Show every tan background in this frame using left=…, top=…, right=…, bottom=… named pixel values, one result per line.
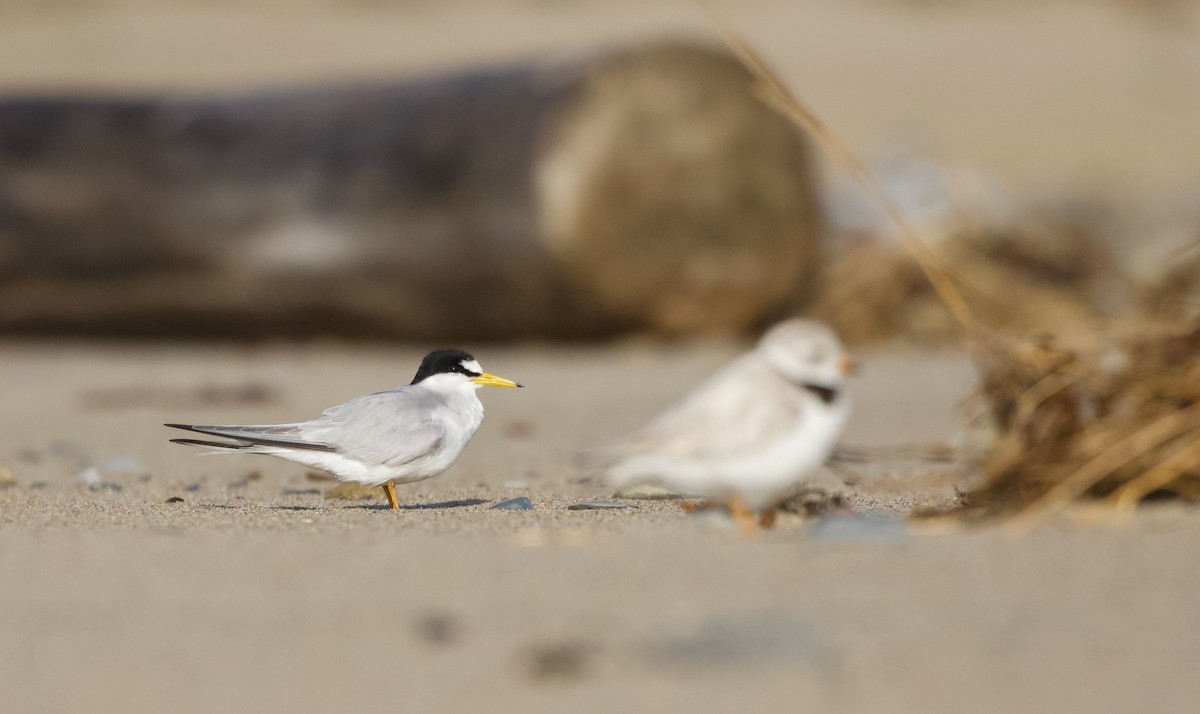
left=2, top=2, right=1199, bottom=712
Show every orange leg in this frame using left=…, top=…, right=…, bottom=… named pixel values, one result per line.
left=726, top=495, right=760, bottom=538
left=381, top=481, right=400, bottom=510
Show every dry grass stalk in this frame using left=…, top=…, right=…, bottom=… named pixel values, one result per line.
left=699, top=0, right=973, bottom=332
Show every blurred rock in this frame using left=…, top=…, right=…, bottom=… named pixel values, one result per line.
left=0, top=466, right=15, bottom=489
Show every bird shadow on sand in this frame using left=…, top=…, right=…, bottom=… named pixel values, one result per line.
left=345, top=498, right=490, bottom=511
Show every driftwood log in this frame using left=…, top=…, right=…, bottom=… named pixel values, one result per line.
left=0, top=42, right=821, bottom=340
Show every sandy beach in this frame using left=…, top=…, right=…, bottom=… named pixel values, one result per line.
left=1, top=341, right=1198, bottom=713
left=2, top=0, right=1199, bottom=711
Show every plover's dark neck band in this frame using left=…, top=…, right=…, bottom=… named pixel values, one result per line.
left=803, top=384, right=838, bottom=405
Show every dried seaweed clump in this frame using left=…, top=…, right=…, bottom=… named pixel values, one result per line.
left=946, top=321, right=1200, bottom=524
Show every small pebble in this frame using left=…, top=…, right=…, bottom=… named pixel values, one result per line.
left=613, top=484, right=684, bottom=500
left=0, top=466, right=15, bottom=490
left=164, top=496, right=185, bottom=504
left=184, top=483, right=202, bottom=492
left=490, top=496, right=533, bottom=511
left=568, top=499, right=637, bottom=510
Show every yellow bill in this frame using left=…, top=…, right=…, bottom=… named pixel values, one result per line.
left=471, top=372, right=523, bottom=388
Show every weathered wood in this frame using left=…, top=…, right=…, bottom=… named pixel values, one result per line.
left=0, top=42, right=821, bottom=340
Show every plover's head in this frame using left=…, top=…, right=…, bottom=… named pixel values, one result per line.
left=756, top=319, right=856, bottom=392
left=410, top=349, right=523, bottom=391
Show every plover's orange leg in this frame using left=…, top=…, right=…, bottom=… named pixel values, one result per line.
left=382, top=481, right=400, bottom=510
left=727, top=495, right=760, bottom=538
left=680, top=499, right=709, bottom=513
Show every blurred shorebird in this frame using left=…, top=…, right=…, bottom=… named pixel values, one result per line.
left=601, top=319, right=855, bottom=534
left=166, top=349, right=521, bottom=509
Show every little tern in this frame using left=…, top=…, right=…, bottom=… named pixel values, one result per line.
left=166, top=349, right=522, bottom=509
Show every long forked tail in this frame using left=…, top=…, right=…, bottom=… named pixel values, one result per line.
left=164, top=423, right=336, bottom=452
left=168, top=437, right=250, bottom=450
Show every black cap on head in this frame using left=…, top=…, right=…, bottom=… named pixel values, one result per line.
left=411, top=349, right=481, bottom=384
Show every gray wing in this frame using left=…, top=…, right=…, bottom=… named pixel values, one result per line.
left=301, top=387, right=447, bottom=468
left=167, top=386, right=446, bottom=467
left=609, top=355, right=802, bottom=461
